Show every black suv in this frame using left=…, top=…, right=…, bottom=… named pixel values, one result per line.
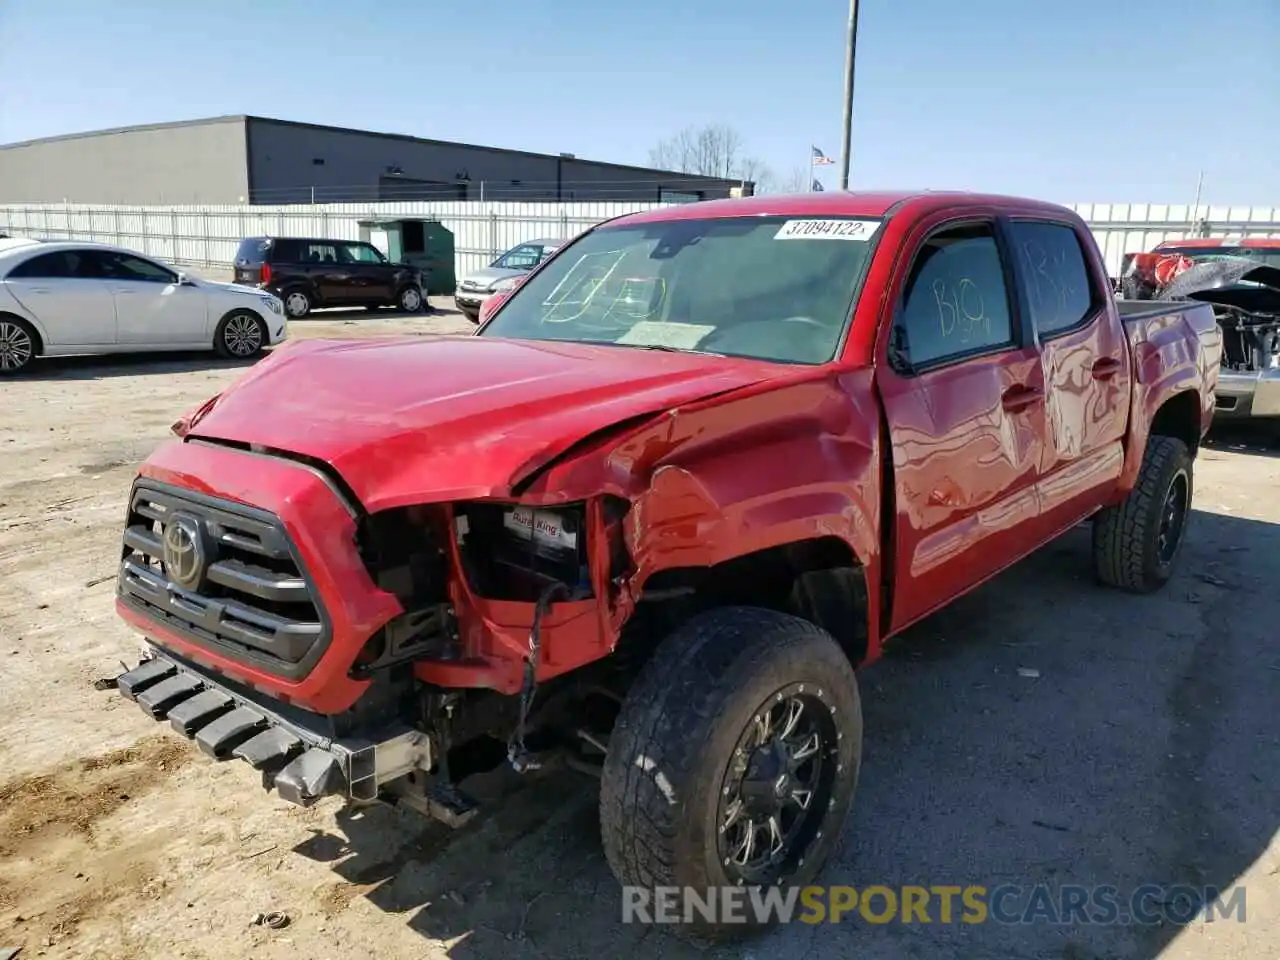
left=233, top=236, right=427, bottom=318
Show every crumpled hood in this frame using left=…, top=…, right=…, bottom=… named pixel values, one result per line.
left=184, top=336, right=781, bottom=510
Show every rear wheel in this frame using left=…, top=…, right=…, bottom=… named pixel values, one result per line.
left=283, top=289, right=312, bottom=319
left=214, top=311, right=267, bottom=360
left=600, top=606, right=862, bottom=939
left=397, top=285, right=424, bottom=313
left=0, top=316, right=37, bottom=375
left=1093, top=434, right=1193, bottom=593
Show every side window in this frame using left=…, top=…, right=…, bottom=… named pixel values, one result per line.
left=97, top=252, right=177, bottom=283
left=272, top=239, right=300, bottom=262
left=1008, top=221, right=1095, bottom=337
left=7, top=251, right=74, bottom=279
left=339, top=243, right=386, bottom=264
left=896, top=223, right=1014, bottom=368
left=303, top=243, right=339, bottom=264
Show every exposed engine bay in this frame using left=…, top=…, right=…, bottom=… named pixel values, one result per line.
left=1122, top=253, right=1280, bottom=374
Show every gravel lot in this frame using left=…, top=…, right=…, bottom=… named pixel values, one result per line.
left=1, top=303, right=1277, bottom=960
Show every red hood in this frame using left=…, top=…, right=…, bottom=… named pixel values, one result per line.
left=185, top=336, right=781, bottom=510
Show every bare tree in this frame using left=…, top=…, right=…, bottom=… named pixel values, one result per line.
left=774, top=166, right=811, bottom=194
left=649, top=124, right=773, bottom=189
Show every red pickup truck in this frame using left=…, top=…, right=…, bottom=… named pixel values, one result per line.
left=112, top=191, right=1221, bottom=932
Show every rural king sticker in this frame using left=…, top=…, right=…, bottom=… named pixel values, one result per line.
left=774, top=218, right=879, bottom=240
left=503, top=506, right=578, bottom=550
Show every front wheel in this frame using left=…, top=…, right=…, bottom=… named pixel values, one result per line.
left=397, top=285, right=424, bottom=313
left=1093, top=434, right=1193, bottom=593
left=600, top=606, right=862, bottom=939
left=214, top=311, right=267, bottom=360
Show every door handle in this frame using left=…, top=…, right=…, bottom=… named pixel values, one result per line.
left=1001, top=385, right=1043, bottom=413
left=1092, top=357, right=1123, bottom=380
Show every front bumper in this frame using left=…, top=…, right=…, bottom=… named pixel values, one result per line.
left=1215, top=368, right=1280, bottom=419
left=117, top=647, right=432, bottom=806
left=454, top=288, right=492, bottom=313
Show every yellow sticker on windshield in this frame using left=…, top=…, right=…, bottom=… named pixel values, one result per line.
left=774, top=219, right=879, bottom=240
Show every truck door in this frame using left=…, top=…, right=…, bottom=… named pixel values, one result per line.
left=875, top=216, right=1048, bottom=630
left=1003, top=219, right=1131, bottom=534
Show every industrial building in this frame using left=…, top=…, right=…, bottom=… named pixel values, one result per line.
left=0, top=116, right=749, bottom=206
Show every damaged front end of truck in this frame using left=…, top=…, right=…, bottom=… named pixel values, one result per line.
left=111, top=335, right=880, bottom=827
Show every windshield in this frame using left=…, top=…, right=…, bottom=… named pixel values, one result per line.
left=478, top=215, right=883, bottom=363
left=492, top=244, right=546, bottom=270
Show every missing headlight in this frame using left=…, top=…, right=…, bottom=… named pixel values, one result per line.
left=455, top=502, right=592, bottom=602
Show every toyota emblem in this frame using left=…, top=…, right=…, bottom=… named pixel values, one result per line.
left=162, top=513, right=207, bottom=590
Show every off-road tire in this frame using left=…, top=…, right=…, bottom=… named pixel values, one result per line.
left=213, top=310, right=267, bottom=360
left=1093, top=434, right=1193, bottom=593
left=600, top=606, right=862, bottom=940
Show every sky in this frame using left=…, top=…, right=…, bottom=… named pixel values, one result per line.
left=1, top=0, right=1277, bottom=205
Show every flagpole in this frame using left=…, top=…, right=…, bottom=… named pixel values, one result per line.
left=839, top=0, right=859, bottom=190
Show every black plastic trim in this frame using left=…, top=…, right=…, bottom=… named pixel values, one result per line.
left=118, top=479, right=338, bottom=682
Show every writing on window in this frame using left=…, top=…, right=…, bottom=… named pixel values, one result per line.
left=898, top=225, right=1013, bottom=367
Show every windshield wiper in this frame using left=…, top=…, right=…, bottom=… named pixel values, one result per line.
left=626, top=344, right=727, bottom=357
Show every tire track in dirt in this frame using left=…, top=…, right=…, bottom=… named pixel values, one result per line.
left=0, top=735, right=193, bottom=953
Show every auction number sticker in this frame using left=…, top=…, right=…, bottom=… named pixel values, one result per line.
left=774, top=219, right=879, bottom=240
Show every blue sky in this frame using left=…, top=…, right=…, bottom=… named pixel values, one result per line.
left=1, top=0, right=1276, bottom=204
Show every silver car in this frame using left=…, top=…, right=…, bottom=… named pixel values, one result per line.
left=455, top=237, right=563, bottom=322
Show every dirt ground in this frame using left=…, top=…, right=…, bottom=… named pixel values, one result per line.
left=1, top=302, right=1277, bottom=959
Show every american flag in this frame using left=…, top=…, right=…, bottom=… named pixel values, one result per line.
left=811, top=146, right=835, bottom=166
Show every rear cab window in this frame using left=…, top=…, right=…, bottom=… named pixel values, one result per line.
left=1007, top=221, right=1097, bottom=337
left=478, top=216, right=882, bottom=364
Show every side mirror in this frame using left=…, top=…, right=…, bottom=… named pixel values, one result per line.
left=887, top=324, right=915, bottom=375
left=176, top=272, right=196, bottom=286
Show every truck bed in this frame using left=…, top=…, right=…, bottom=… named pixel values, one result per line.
left=1115, top=298, right=1193, bottom=322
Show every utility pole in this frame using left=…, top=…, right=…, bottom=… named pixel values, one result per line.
left=838, top=0, right=860, bottom=190
left=1189, top=169, right=1205, bottom=230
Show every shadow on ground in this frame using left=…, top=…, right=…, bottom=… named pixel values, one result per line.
left=293, top=508, right=1279, bottom=959
left=1205, top=420, right=1280, bottom=460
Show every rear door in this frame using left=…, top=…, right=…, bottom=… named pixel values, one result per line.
left=1004, top=218, right=1130, bottom=534
left=876, top=215, right=1048, bottom=630
left=2, top=249, right=117, bottom=346
left=233, top=238, right=271, bottom=285
left=299, top=241, right=352, bottom=305
left=90, top=250, right=209, bottom=345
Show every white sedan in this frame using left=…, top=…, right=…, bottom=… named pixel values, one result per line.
left=0, top=238, right=288, bottom=375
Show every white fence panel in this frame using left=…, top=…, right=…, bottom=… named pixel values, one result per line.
left=3, top=199, right=1277, bottom=281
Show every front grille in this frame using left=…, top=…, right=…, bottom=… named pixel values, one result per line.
left=118, top=482, right=329, bottom=677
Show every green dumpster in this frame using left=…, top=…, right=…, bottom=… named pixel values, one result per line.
left=358, top=218, right=456, bottom=296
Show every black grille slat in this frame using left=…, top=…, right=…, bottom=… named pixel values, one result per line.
left=118, top=483, right=329, bottom=676
left=206, top=558, right=309, bottom=603
left=124, top=524, right=162, bottom=557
